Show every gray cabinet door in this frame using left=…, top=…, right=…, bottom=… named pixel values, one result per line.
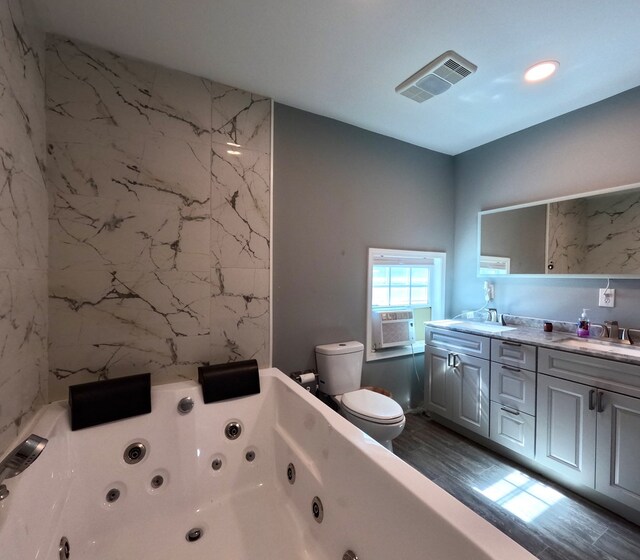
left=535, top=374, right=596, bottom=487
left=451, top=354, right=490, bottom=437
left=425, top=346, right=451, bottom=419
left=425, top=346, right=489, bottom=436
left=596, top=391, right=640, bottom=510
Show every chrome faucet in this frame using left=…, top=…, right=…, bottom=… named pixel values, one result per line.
left=0, top=434, right=48, bottom=500
left=603, top=321, right=633, bottom=344
left=604, top=320, right=620, bottom=339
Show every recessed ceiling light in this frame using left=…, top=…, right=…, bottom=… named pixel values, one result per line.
left=227, top=150, right=242, bottom=155
left=226, top=142, right=241, bottom=147
left=524, top=60, right=559, bottom=82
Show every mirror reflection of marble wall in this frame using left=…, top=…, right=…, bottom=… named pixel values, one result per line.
left=546, top=199, right=587, bottom=273
left=582, top=190, right=640, bottom=274
left=480, top=184, right=640, bottom=276
left=547, top=190, right=640, bottom=274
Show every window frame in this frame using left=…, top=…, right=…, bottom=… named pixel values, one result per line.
left=479, top=255, right=511, bottom=275
left=366, top=247, right=446, bottom=362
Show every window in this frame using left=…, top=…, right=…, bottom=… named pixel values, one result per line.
left=366, top=248, right=446, bottom=361
left=372, top=265, right=430, bottom=307
left=479, top=255, right=511, bottom=275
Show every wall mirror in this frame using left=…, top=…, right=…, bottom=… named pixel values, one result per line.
left=478, top=181, right=640, bottom=277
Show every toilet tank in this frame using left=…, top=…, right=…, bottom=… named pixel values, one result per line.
left=315, top=341, right=364, bottom=395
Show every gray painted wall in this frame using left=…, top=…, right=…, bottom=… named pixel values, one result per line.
left=273, top=104, right=454, bottom=409
left=453, top=86, right=640, bottom=327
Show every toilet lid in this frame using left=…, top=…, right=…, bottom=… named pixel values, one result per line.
left=341, top=389, right=404, bottom=424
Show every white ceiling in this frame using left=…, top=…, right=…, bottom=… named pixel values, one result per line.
left=34, top=0, right=640, bottom=155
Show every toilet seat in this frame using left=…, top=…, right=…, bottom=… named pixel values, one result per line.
left=340, top=389, right=404, bottom=425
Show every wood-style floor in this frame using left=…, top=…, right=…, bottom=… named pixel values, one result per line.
left=394, top=413, right=640, bottom=560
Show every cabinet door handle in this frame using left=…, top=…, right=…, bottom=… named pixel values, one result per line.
left=447, top=352, right=454, bottom=367
left=597, top=391, right=605, bottom=413
left=588, top=389, right=596, bottom=411
left=501, top=365, right=521, bottom=373
left=501, top=406, right=520, bottom=416
left=502, top=341, right=522, bottom=347
left=453, top=353, right=460, bottom=367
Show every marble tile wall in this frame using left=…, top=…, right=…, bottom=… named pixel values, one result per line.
left=0, top=0, right=47, bottom=453
left=46, top=36, right=271, bottom=400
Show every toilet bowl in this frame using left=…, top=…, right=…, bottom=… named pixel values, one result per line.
left=315, top=341, right=406, bottom=451
left=335, top=389, right=405, bottom=450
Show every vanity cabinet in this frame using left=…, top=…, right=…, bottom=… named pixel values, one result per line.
left=425, top=324, right=640, bottom=522
left=489, top=340, right=537, bottom=459
left=536, top=349, right=640, bottom=511
left=425, top=328, right=490, bottom=437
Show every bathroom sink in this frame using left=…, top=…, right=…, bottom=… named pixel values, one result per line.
left=436, top=320, right=516, bottom=333
left=558, top=337, right=640, bottom=357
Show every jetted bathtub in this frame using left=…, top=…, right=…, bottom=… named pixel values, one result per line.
left=0, top=368, right=535, bottom=559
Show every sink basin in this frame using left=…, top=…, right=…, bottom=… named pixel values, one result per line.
left=436, top=320, right=516, bottom=333
left=558, top=337, right=640, bottom=357
left=560, top=336, right=631, bottom=348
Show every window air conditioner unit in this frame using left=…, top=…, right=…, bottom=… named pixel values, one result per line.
left=372, top=309, right=415, bottom=350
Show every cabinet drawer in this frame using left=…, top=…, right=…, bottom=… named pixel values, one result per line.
left=490, top=402, right=535, bottom=459
left=425, top=327, right=490, bottom=359
left=491, top=339, right=537, bottom=371
left=490, top=362, right=536, bottom=416
left=538, top=348, right=640, bottom=399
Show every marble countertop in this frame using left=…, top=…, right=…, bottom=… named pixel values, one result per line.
left=426, top=318, right=640, bottom=366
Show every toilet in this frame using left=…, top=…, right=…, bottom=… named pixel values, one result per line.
left=315, top=341, right=406, bottom=451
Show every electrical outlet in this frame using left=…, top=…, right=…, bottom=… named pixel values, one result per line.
left=599, top=288, right=615, bottom=308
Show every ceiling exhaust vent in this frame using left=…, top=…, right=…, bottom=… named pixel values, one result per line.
left=396, top=50, right=477, bottom=103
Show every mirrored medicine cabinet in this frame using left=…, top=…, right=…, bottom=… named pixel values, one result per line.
left=478, top=181, right=640, bottom=278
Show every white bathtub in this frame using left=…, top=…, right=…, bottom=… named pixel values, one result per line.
left=0, top=368, right=534, bottom=560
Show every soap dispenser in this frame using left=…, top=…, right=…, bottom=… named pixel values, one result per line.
left=577, top=309, right=590, bottom=338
